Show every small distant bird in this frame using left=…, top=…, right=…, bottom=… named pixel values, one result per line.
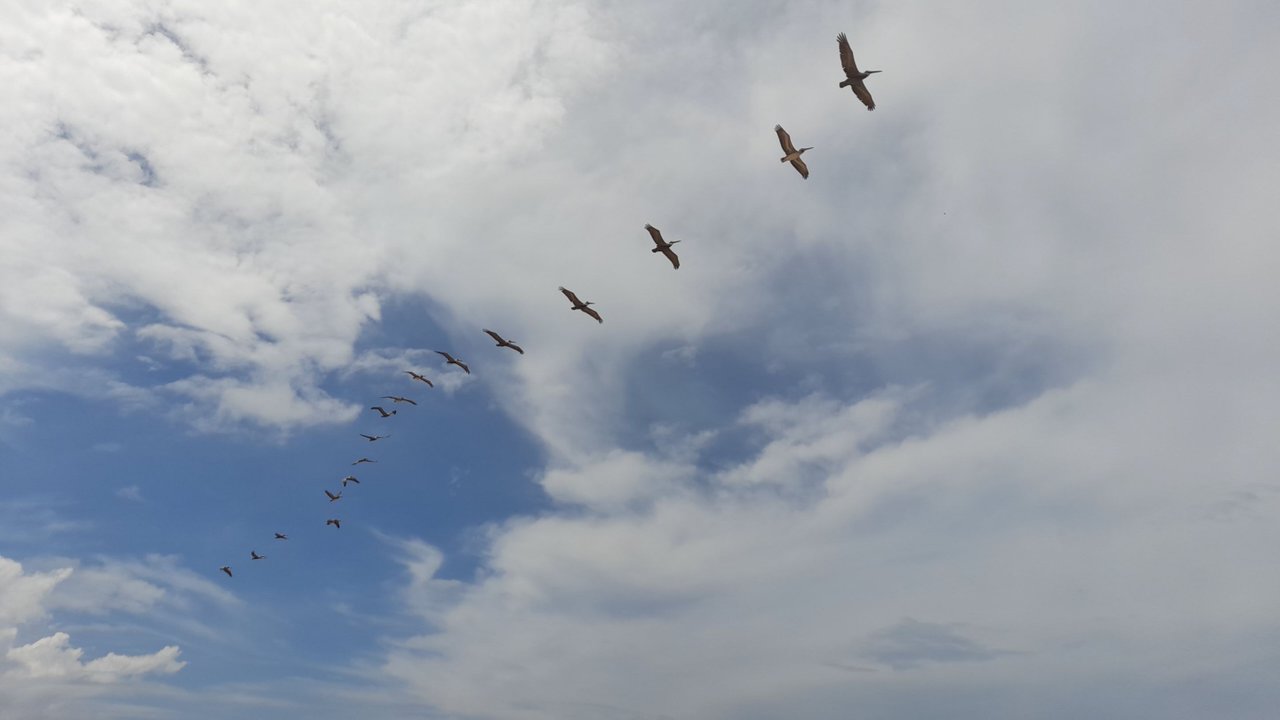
left=381, top=396, right=417, bottom=405
left=342, top=475, right=361, bottom=487
left=435, top=351, right=471, bottom=374
left=775, top=125, right=812, bottom=179
left=559, top=286, right=603, bottom=324
left=404, top=370, right=434, bottom=387
left=483, top=329, right=524, bottom=355
left=837, top=33, right=879, bottom=111
left=370, top=406, right=396, bottom=418
left=250, top=551, right=265, bottom=560
left=352, top=457, right=376, bottom=465
left=274, top=533, right=288, bottom=540
left=220, top=566, right=233, bottom=578
left=360, top=433, right=390, bottom=442
left=326, top=518, right=341, bottom=529
left=325, top=489, right=342, bottom=502
left=645, top=224, right=681, bottom=269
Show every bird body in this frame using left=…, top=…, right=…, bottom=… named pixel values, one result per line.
left=559, top=286, right=603, bottom=323
left=644, top=225, right=680, bottom=269
left=405, top=371, right=434, bottom=387
left=775, top=125, right=812, bottom=179
left=435, top=351, right=471, bottom=374
left=837, top=33, right=879, bottom=111
left=274, top=533, right=287, bottom=540
left=370, top=406, right=396, bottom=418
left=483, top=329, right=525, bottom=355
left=325, top=490, right=342, bottom=502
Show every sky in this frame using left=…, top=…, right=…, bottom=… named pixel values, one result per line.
left=1, top=0, right=1279, bottom=718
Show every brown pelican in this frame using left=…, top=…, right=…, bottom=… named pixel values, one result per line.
left=381, top=396, right=417, bottom=405
left=435, top=351, right=471, bottom=374
left=352, top=457, right=376, bottom=465
left=250, top=551, right=265, bottom=560
left=326, top=518, right=341, bottom=529
left=645, top=225, right=680, bottom=269
left=837, top=33, right=879, bottom=110
left=325, top=490, right=342, bottom=502
left=404, top=371, right=434, bottom=388
left=360, top=433, right=390, bottom=442
left=559, top=286, right=603, bottom=324
left=775, top=125, right=812, bottom=179
left=220, top=566, right=233, bottom=578
left=274, top=533, right=287, bottom=540
left=370, top=406, right=396, bottom=418
left=483, top=329, right=525, bottom=355
left=342, top=475, right=360, bottom=487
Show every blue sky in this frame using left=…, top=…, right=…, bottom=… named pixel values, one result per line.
left=3, top=1, right=1280, bottom=718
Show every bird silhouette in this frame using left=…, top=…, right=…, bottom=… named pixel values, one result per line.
left=274, top=533, right=287, bottom=540
left=370, top=406, right=396, bottom=418
left=220, top=566, right=233, bottom=578
left=483, top=329, right=525, bottom=355
left=352, top=457, right=376, bottom=465
left=360, top=433, right=390, bottom=442
left=837, top=33, right=879, bottom=111
left=404, top=371, right=434, bottom=387
left=381, top=396, right=417, bottom=405
left=645, top=224, right=681, bottom=268
left=250, top=551, right=265, bottom=560
left=325, top=489, right=342, bottom=502
left=326, top=518, right=341, bottom=529
left=435, top=351, right=471, bottom=374
left=342, top=476, right=361, bottom=487
left=559, top=286, right=603, bottom=324
left=775, top=125, right=813, bottom=179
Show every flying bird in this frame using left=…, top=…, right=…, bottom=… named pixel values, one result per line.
left=404, top=371, right=434, bottom=387
left=250, top=551, right=265, bottom=560
left=644, top=224, right=681, bottom=269
left=775, top=125, right=813, bottom=179
left=837, top=33, right=879, bottom=111
left=381, top=396, right=417, bottom=405
left=360, top=433, right=390, bottom=442
left=326, top=518, right=341, bottom=529
left=559, top=286, right=603, bottom=324
left=483, top=329, right=524, bottom=355
left=220, top=566, right=233, bottom=578
left=274, top=533, right=288, bottom=540
left=352, top=457, right=376, bottom=465
left=370, top=406, right=396, bottom=418
left=435, top=351, right=471, bottom=374
left=342, top=475, right=360, bottom=487
left=325, top=490, right=342, bottom=502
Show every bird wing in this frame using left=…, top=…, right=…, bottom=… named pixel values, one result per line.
left=559, top=286, right=581, bottom=305
left=775, top=125, right=797, bottom=155
left=484, top=329, right=505, bottom=344
left=325, top=490, right=337, bottom=499
left=661, top=246, right=680, bottom=269
left=645, top=224, right=665, bottom=248
left=509, top=342, right=525, bottom=355
left=221, top=567, right=232, bottom=577
left=851, top=80, right=875, bottom=111
left=583, top=306, right=603, bottom=324
left=791, top=157, right=810, bottom=179
left=837, top=33, right=860, bottom=77
left=458, top=361, right=471, bottom=374
left=404, top=398, right=417, bottom=405
left=361, top=434, right=375, bottom=440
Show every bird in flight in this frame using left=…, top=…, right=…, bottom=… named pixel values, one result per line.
left=352, top=457, right=376, bottom=465
left=325, top=489, right=343, bottom=502
left=250, top=551, right=265, bottom=560
left=381, top=395, right=417, bottom=405
left=220, top=566, right=233, bottom=578
left=837, top=33, right=879, bottom=111
left=435, top=351, right=471, bottom=374
left=326, top=518, right=341, bottom=529
left=342, top=475, right=361, bottom=487
left=645, top=224, right=681, bottom=269
left=483, top=329, right=524, bottom=355
left=404, top=370, right=434, bottom=387
left=559, top=286, right=603, bottom=324
left=274, top=533, right=288, bottom=540
left=370, top=406, right=396, bottom=418
left=775, top=125, right=813, bottom=179
left=360, top=433, right=390, bottom=442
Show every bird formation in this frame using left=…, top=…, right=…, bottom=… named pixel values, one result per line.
left=216, top=32, right=878, bottom=578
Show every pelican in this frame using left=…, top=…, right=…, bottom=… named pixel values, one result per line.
left=837, top=33, right=879, bottom=111
left=404, top=370, right=434, bottom=387
left=274, top=533, right=288, bottom=540
left=352, top=457, right=376, bottom=465
left=370, top=406, right=396, bottom=418
left=559, top=286, right=603, bottom=324
left=645, top=224, right=680, bottom=269
left=483, top=329, right=524, bottom=355
left=326, top=518, right=341, bottom=529
left=360, top=433, right=390, bottom=442
left=342, top=475, right=360, bottom=487
left=775, top=125, right=812, bottom=179
left=325, top=490, right=342, bottom=502
left=435, top=351, right=471, bottom=374
left=251, top=551, right=265, bottom=560
left=382, top=396, right=416, bottom=405
left=220, top=566, right=233, bottom=578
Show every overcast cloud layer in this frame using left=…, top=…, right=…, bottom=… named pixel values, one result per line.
left=2, top=0, right=1279, bottom=718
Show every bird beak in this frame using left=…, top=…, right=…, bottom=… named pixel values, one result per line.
left=867, top=70, right=881, bottom=74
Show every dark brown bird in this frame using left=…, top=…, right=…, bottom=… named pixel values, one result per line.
left=483, top=329, right=524, bottom=355
left=559, top=286, right=603, bottom=324
left=775, top=125, right=812, bottom=179
left=360, top=433, right=390, bottom=442
left=837, top=33, right=879, bottom=111
left=342, top=475, right=360, bottom=487
left=404, top=370, right=434, bottom=387
left=274, top=533, right=287, bottom=540
left=645, top=225, right=681, bottom=269
left=220, top=566, right=233, bottom=578
left=381, top=396, right=417, bottom=405
left=325, top=489, right=342, bottom=502
left=435, top=351, right=471, bottom=374
left=370, top=406, right=396, bottom=418
left=326, top=518, right=341, bottom=529
left=250, top=551, right=265, bottom=560
left=352, top=457, right=376, bottom=465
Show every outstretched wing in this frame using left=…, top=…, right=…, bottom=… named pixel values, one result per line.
left=644, top=224, right=665, bottom=248
left=837, top=33, right=860, bottom=78
left=508, top=342, right=525, bottom=355
left=560, top=286, right=582, bottom=305
left=790, top=157, right=810, bottom=179
left=484, top=329, right=504, bottom=344
left=661, top=246, right=680, bottom=269
left=851, top=80, right=876, bottom=111
left=583, top=306, right=603, bottom=324
left=775, top=125, right=797, bottom=155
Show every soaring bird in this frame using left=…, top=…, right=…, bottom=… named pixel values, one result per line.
left=360, top=433, right=390, bottom=442
left=326, top=518, right=341, bottom=529
left=435, top=351, right=471, bottom=374
left=352, top=457, right=376, bottom=465
left=645, top=224, right=681, bottom=269
left=342, top=475, right=360, bottom=487
left=325, top=490, right=342, bottom=502
left=837, top=33, right=879, bottom=111
left=220, top=566, right=233, bottom=578
left=370, top=406, right=396, bottom=418
left=274, top=533, right=288, bottom=540
left=381, top=396, right=417, bottom=405
left=559, top=286, right=603, bottom=324
left=404, top=370, right=434, bottom=388
left=250, top=551, right=265, bottom=560
left=775, top=125, right=813, bottom=179
left=483, top=329, right=524, bottom=355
